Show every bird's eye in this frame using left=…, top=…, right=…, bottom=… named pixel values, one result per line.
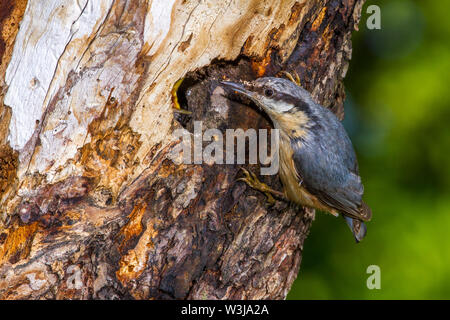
left=264, top=88, right=274, bottom=97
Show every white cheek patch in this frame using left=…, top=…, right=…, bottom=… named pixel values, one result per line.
left=261, top=96, right=294, bottom=112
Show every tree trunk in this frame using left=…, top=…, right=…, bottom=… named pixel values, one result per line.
left=0, top=0, right=364, bottom=299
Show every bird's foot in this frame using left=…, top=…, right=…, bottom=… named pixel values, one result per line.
left=171, top=77, right=192, bottom=115
left=280, top=70, right=301, bottom=87
left=237, top=167, right=287, bottom=205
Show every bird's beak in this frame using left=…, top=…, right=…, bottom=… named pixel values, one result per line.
left=219, top=81, right=255, bottom=102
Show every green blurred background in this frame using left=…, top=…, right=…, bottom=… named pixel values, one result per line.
left=288, top=0, right=450, bottom=299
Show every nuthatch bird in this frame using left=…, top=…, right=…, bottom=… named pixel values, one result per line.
left=221, top=77, right=372, bottom=242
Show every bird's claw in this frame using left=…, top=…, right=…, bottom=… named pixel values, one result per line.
left=237, top=167, right=276, bottom=206
left=280, top=70, right=301, bottom=86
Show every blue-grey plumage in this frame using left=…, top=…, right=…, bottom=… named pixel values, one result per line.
left=221, top=77, right=372, bottom=242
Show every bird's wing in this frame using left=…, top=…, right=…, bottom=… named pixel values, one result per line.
left=291, top=117, right=367, bottom=220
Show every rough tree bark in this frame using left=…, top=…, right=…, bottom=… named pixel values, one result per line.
left=0, top=0, right=364, bottom=299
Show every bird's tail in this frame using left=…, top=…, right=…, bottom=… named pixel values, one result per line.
left=344, top=216, right=367, bottom=243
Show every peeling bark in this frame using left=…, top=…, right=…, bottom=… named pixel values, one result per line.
left=0, top=0, right=364, bottom=299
